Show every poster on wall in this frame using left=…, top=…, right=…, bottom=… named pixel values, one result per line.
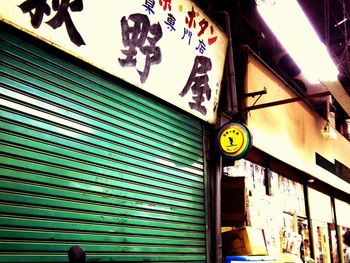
left=0, top=0, right=228, bottom=124
left=313, top=221, right=331, bottom=263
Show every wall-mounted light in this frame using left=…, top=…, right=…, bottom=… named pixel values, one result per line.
left=256, top=0, right=339, bottom=84
left=321, top=120, right=337, bottom=140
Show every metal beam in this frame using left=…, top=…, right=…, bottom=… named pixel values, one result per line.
left=243, top=91, right=331, bottom=111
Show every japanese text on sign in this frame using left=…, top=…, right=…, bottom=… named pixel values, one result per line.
left=0, top=0, right=228, bottom=123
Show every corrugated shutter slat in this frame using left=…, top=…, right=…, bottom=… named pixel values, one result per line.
left=0, top=26, right=207, bottom=263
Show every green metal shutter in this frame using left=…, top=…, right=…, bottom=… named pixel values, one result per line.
left=0, top=26, right=207, bottom=263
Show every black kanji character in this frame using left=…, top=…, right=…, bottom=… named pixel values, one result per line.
left=180, top=55, right=212, bottom=115
left=18, top=0, right=51, bottom=28
left=118, top=13, right=162, bottom=84
left=46, top=0, right=85, bottom=46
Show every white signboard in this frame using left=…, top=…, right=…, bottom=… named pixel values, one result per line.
left=0, top=0, right=228, bottom=124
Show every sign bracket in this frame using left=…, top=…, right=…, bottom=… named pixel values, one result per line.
left=243, top=91, right=331, bottom=112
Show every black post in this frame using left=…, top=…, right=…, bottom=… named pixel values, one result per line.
left=331, top=196, right=342, bottom=263
left=304, top=185, right=315, bottom=259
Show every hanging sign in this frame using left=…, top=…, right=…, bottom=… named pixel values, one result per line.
left=0, top=0, right=228, bottom=124
left=217, top=122, right=252, bottom=160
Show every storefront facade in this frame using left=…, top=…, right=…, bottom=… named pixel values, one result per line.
left=1, top=1, right=349, bottom=263
left=0, top=1, right=228, bottom=262
left=220, top=51, right=350, bottom=262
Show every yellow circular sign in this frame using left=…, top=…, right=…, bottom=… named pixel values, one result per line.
left=217, top=122, right=252, bottom=159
